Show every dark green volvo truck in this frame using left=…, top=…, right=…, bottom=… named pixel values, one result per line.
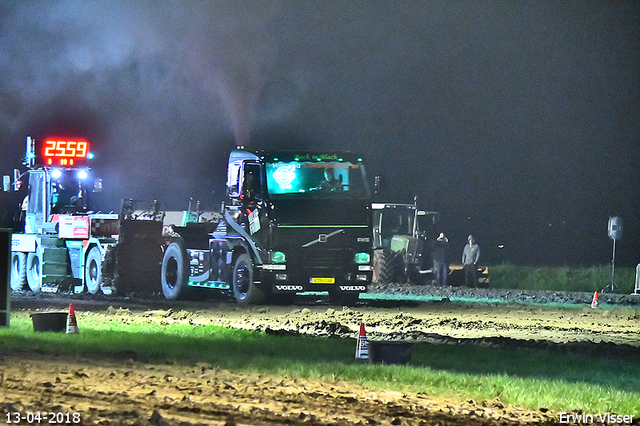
left=161, top=148, right=373, bottom=306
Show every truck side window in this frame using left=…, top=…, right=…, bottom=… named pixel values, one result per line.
left=243, top=163, right=263, bottom=203
left=227, top=160, right=243, bottom=200
left=28, top=171, right=44, bottom=215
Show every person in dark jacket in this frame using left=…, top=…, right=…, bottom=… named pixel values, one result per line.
left=431, top=232, right=449, bottom=286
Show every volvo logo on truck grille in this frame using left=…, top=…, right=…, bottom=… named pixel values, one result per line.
left=302, top=229, right=344, bottom=247
left=339, top=285, right=367, bottom=291
left=275, top=285, right=304, bottom=291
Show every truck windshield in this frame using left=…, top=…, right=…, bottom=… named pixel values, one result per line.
left=51, top=174, right=88, bottom=214
left=265, top=161, right=369, bottom=199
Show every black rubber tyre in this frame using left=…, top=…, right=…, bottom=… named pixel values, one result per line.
left=372, top=249, right=396, bottom=284
left=26, top=251, right=42, bottom=292
left=10, top=252, right=27, bottom=291
left=233, top=253, right=264, bottom=306
left=161, top=240, right=190, bottom=300
left=84, top=246, right=102, bottom=295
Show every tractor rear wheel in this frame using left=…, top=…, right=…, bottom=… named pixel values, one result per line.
left=372, top=249, right=396, bottom=284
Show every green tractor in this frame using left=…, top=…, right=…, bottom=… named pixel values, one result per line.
left=371, top=202, right=439, bottom=285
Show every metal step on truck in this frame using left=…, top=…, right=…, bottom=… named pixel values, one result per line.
left=159, top=148, right=374, bottom=306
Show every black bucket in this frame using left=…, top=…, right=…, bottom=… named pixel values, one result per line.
left=369, top=341, right=412, bottom=365
left=31, top=312, right=68, bottom=333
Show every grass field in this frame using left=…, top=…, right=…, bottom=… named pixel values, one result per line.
left=1, top=313, right=639, bottom=416
left=488, top=264, right=637, bottom=293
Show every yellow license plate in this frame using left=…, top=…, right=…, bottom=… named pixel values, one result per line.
left=310, top=277, right=335, bottom=284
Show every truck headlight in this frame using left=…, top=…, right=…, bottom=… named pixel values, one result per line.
left=354, top=252, right=370, bottom=264
left=271, top=251, right=286, bottom=263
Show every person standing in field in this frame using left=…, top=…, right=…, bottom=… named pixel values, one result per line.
left=462, top=234, right=480, bottom=287
left=432, top=232, right=450, bottom=286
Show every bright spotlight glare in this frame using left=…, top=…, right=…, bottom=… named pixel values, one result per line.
left=77, top=170, right=88, bottom=180
left=51, top=169, right=62, bottom=179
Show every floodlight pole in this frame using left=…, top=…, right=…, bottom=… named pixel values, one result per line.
left=603, top=238, right=619, bottom=293
left=611, top=239, right=616, bottom=287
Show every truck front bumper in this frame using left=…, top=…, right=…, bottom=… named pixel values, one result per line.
left=258, top=264, right=371, bottom=293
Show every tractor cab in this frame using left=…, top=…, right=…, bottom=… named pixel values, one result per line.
left=371, top=202, right=439, bottom=285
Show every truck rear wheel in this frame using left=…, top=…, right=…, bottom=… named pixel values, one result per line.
left=84, top=246, right=102, bottom=295
left=26, top=252, right=42, bottom=292
left=10, top=252, right=27, bottom=291
left=233, top=253, right=264, bottom=306
left=161, top=241, right=190, bottom=300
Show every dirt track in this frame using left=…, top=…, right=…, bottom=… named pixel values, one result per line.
left=2, top=288, right=640, bottom=425
left=1, top=352, right=556, bottom=426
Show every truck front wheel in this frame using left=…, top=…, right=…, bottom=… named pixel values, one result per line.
left=161, top=241, right=190, bottom=300
left=233, top=253, right=264, bottom=306
left=10, top=252, right=27, bottom=291
left=85, top=246, right=102, bottom=295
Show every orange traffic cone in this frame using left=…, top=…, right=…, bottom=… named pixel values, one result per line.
left=355, top=322, right=369, bottom=360
left=66, top=303, right=79, bottom=334
left=591, top=291, right=599, bottom=309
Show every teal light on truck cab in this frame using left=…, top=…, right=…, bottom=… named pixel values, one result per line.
left=265, top=158, right=368, bottom=198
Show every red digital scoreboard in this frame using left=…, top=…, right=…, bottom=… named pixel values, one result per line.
left=36, top=138, right=92, bottom=167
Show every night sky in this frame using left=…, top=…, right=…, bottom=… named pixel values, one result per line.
left=1, top=1, right=638, bottom=268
